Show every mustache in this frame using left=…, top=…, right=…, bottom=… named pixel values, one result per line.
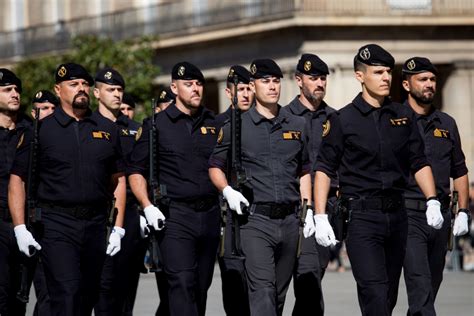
left=74, top=91, right=89, bottom=100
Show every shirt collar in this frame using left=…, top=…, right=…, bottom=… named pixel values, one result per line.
left=403, top=100, right=441, bottom=123
left=54, top=106, right=94, bottom=126
left=249, top=105, right=288, bottom=125
left=165, top=102, right=215, bottom=122
left=352, top=92, right=393, bottom=115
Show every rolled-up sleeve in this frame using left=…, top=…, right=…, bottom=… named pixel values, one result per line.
left=314, top=113, right=343, bottom=179
left=208, top=122, right=231, bottom=171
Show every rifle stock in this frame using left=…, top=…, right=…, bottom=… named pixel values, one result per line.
left=16, top=108, right=40, bottom=303
left=448, top=191, right=458, bottom=251
left=147, top=98, right=164, bottom=272
left=297, top=199, right=308, bottom=258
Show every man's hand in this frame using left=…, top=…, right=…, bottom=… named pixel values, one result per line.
left=303, top=208, right=316, bottom=238
left=106, top=226, right=125, bottom=256
left=453, top=212, right=469, bottom=236
left=144, top=205, right=166, bottom=230
left=222, top=186, right=249, bottom=215
left=314, top=214, right=337, bottom=247
left=14, top=224, right=41, bottom=257
left=426, top=199, right=443, bottom=229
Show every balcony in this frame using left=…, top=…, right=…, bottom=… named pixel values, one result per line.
left=1, top=0, right=473, bottom=61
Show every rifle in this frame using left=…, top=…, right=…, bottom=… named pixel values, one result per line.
left=448, top=191, right=458, bottom=251
left=16, top=108, right=40, bottom=303
left=147, top=98, right=165, bottom=273
left=230, top=75, right=252, bottom=210
left=297, top=199, right=308, bottom=258
left=105, top=198, right=117, bottom=247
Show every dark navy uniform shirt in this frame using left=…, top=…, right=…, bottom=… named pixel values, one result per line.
left=127, top=103, right=219, bottom=200
left=116, top=114, right=140, bottom=158
left=214, top=106, right=232, bottom=130
left=209, top=106, right=311, bottom=204
left=315, top=93, right=429, bottom=198
left=283, top=97, right=338, bottom=188
left=403, top=101, right=468, bottom=200
left=0, top=115, right=31, bottom=208
left=11, top=107, right=124, bottom=205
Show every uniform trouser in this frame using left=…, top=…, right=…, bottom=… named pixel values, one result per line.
left=95, top=203, right=148, bottom=316
left=346, top=207, right=408, bottom=316
left=158, top=201, right=220, bottom=316
left=241, top=212, right=299, bottom=316
left=154, top=270, right=170, bottom=316
left=33, top=259, right=51, bottom=316
left=403, top=209, right=451, bottom=316
left=218, top=209, right=250, bottom=316
left=39, top=207, right=107, bottom=316
left=292, top=197, right=336, bottom=316
left=0, top=220, right=27, bottom=316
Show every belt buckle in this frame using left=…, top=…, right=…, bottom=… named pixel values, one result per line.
left=270, top=206, right=283, bottom=219
left=75, top=207, right=89, bottom=219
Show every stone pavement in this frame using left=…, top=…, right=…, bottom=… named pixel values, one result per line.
left=25, top=264, right=474, bottom=315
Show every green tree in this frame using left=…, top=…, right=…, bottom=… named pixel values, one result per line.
left=14, top=34, right=160, bottom=122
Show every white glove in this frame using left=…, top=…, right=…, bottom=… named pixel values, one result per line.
left=139, top=215, right=150, bottom=239
left=314, top=214, right=337, bottom=247
left=453, top=212, right=469, bottom=236
left=426, top=199, right=443, bottom=229
left=14, top=224, right=41, bottom=257
left=222, top=186, right=249, bottom=215
left=106, top=226, right=125, bottom=256
left=303, top=208, right=316, bottom=238
left=144, top=205, right=166, bottom=230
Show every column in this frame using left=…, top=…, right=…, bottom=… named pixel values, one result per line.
left=442, top=60, right=474, bottom=180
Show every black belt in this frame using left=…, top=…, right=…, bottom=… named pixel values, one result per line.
left=252, top=203, right=297, bottom=219
left=170, top=196, right=218, bottom=212
left=405, top=197, right=450, bottom=213
left=344, top=195, right=403, bottom=212
left=38, top=202, right=109, bottom=220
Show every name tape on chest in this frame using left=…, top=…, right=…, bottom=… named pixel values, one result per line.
left=200, top=126, right=216, bottom=135
left=433, top=128, right=449, bottom=138
left=283, top=130, right=301, bottom=140
left=390, top=117, right=409, bottom=126
left=92, top=130, right=111, bottom=141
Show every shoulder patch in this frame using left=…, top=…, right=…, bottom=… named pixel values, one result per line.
left=135, top=127, right=142, bottom=141
left=322, top=120, right=330, bottom=137
left=16, top=133, right=25, bottom=149
left=217, top=128, right=224, bottom=144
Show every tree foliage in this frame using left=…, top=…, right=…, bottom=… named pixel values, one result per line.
left=14, top=34, right=160, bottom=122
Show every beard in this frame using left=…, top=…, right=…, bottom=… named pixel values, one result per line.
left=302, top=85, right=325, bottom=105
left=409, top=88, right=435, bottom=105
left=72, top=92, right=90, bottom=109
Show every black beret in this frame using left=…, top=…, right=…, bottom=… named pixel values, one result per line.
left=250, top=59, right=283, bottom=79
left=95, top=67, right=125, bottom=88
left=171, top=62, right=205, bottom=83
left=32, top=90, right=59, bottom=106
left=55, top=63, right=94, bottom=86
left=296, top=54, right=329, bottom=76
left=402, top=57, right=438, bottom=75
left=227, top=65, right=251, bottom=84
left=121, top=93, right=135, bottom=108
left=354, top=44, right=395, bottom=69
left=0, top=68, right=22, bottom=92
left=158, top=86, right=176, bottom=103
